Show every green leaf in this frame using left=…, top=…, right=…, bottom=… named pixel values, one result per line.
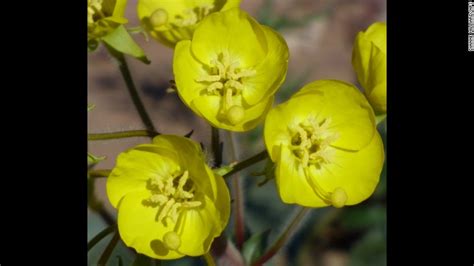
left=117, top=256, right=124, bottom=266
left=213, top=165, right=234, bottom=176
left=242, top=229, right=271, bottom=264
left=102, top=25, right=151, bottom=64
left=88, top=152, right=106, bottom=166
left=88, top=104, right=96, bottom=112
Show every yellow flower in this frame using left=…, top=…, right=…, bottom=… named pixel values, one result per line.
left=88, top=0, right=128, bottom=42
left=106, top=135, right=231, bottom=259
left=173, top=8, right=289, bottom=131
left=264, top=80, right=385, bottom=208
left=137, top=0, right=241, bottom=47
left=352, top=22, right=387, bottom=115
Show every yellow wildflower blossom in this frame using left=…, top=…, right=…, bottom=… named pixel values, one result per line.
left=173, top=8, right=289, bottom=131
left=264, top=80, right=385, bottom=208
left=106, top=135, right=231, bottom=259
left=352, top=22, right=387, bottom=114
left=137, top=0, right=241, bottom=47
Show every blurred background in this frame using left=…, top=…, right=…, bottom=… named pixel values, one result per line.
left=88, top=0, right=387, bottom=265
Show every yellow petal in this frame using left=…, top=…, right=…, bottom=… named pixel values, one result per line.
left=263, top=100, right=294, bottom=161
left=191, top=95, right=228, bottom=129
left=173, top=40, right=207, bottom=114
left=112, top=0, right=128, bottom=18
left=365, top=49, right=386, bottom=113
left=107, top=144, right=180, bottom=207
left=191, top=95, right=273, bottom=131
left=352, top=22, right=386, bottom=114
left=242, top=25, right=289, bottom=105
left=138, top=0, right=242, bottom=47
left=137, top=0, right=187, bottom=30
left=117, top=190, right=183, bottom=259
left=151, top=135, right=219, bottom=199
left=211, top=172, right=231, bottom=230
left=175, top=197, right=221, bottom=256
left=311, top=132, right=384, bottom=205
left=275, top=145, right=325, bottom=206
left=191, top=8, right=267, bottom=67
left=292, top=80, right=376, bottom=151
left=362, top=22, right=386, bottom=53
left=241, top=96, right=274, bottom=130
left=265, top=80, right=375, bottom=160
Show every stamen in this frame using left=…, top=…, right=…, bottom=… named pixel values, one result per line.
left=195, top=52, right=256, bottom=125
left=290, top=117, right=347, bottom=206
left=206, top=82, right=224, bottom=95
left=223, top=87, right=234, bottom=111
left=305, top=168, right=348, bottom=207
left=225, top=80, right=244, bottom=90
left=182, top=201, right=202, bottom=208
left=149, top=194, right=168, bottom=204
left=150, top=178, right=164, bottom=190
left=143, top=170, right=202, bottom=225
left=289, top=117, right=338, bottom=168
left=304, top=167, right=331, bottom=200
left=157, top=198, right=175, bottom=222
left=176, top=171, right=189, bottom=191
left=172, top=4, right=214, bottom=27
left=196, top=75, right=221, bottom=82
left=232, top=69, right=257, bottom=80
left=167, top=202, right=181, bottom=223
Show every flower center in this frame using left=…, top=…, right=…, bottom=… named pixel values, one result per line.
left=289, top=117, right=338, bottom=168
left=196, top=52, right=256, bottom=125
left=142, top=170, right=202, bottom=225
left=289, top=117, right=347, bottom=207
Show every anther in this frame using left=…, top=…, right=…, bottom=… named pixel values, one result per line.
left=157, top=198, right=175, bottom=222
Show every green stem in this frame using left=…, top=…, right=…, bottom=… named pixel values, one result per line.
left=203, top=252, right=216, bottom=266
left=252, top=207, right=310, bottom=266
left=211, top=127, right=222, bottom=167
left=88, top=224, right=117, bottom=251
left=89, top=130, right=160, bottom=140
left=223, top=150, right=268, bottom=178
left=89, top=169, right=112, bottom=178
left=110, top=49, right=157, bottom=133
left=98, top=231, right=121, bottom=266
